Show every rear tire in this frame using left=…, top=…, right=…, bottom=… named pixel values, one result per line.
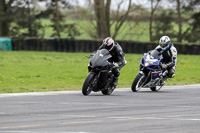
left=101, top=86, right=114, bottom=95
left=150, top=87, right=156, bottom=91
left=131, top=73, right=144, bottom=92
left=82, top=72, right=96, bottom=96
left=150, top=86, right=162, bottom=92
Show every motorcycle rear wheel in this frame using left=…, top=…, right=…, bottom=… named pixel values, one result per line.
left=150, top=86, right=162, bottom=92
left=101, top=86, right=114, bottom=95
left=82, top=72, right=96, bottom=96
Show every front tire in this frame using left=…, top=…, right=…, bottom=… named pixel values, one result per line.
left=82, top=72, right=96, bottom=96
left=131, top=73, right=144, bottom=92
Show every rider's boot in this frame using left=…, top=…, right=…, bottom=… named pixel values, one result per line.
left=113, top=77, right=119, bottom=88
left=160, top=75, right=168, bottom=86
left=160, top=73, right=175, bottom=86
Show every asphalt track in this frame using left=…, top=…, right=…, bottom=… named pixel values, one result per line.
left=0, top=84, right=200, bottom=133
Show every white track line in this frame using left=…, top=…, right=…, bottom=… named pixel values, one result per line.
left=0, top=84, right=199, bottom=98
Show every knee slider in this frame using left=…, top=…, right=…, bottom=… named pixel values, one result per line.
left=168, top=73, right=175, bottom=78
left=171, top=74, right=175, bottom=78
left=113, top=68, right=120, bottom=77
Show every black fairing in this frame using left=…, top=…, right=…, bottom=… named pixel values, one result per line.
left=88, top=49, right=113, bottom=92
left=90, top=49, right=112, bottom=68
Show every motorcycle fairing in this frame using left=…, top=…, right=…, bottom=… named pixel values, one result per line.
left=90, top=49, right=112, bottom=68
left=140, top=50, right=163, bottom=71
left=152, top=71, right=161, bottom=80
left=143, top=71, right=162, bottom=87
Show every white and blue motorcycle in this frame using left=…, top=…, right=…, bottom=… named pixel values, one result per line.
left=131, top=50, right=167, bottom=92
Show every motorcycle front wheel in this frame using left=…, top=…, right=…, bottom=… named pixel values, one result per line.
left=131, top=73, right=144, bottom=92
left=82, top=72, right=96, bottom=96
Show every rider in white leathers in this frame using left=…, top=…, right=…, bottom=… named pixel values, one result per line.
left=155, top=36, right=177, bottom=84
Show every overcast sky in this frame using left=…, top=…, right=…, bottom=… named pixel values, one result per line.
left=36, top=0, right=178, bottom=10
left=72, top=0, right=177, bottom=10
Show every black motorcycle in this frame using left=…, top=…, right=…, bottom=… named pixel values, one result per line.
left=82, top=49, right=115, bottom=96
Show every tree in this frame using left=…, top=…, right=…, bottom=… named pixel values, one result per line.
left=8, top=0, right=44, bottom=38
left=184, top=12, right=200, bottom=43
left=149, top=0, right=161, bottom=42
left=173, top=0, right=200, bottom=42
left=0, top=0, right=13, bottom=37
left=94, top=0, right=111, bottom=39
left=80, top=0, right=132, bottom=40
left=112, top=0, right=132, bottom=39
left=176, top=0, right=182, bottom=42
left=152, top=10, right=177, bottom=41
left=0, top=0, right=81, bottom=38
left=183, top=0, right=200, bottom=42
left=42, top=0, right=80, bottom=38
left=0, top=0, right=45, bottom=38
left=55, top=0, right=61, bottom=38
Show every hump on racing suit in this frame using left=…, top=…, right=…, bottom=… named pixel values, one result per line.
left=98, top=42, right=127, bottom=68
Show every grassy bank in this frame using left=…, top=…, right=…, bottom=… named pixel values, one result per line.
left=0, top=51, right=199, bottom=93
left=40, top=19, right=189, bottom=42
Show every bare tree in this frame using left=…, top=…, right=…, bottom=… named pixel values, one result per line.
left=177, top=0, right=182, bottom=42
left=112, top=0, right=132, bottom=39
left=149, top=0, right=160, bottom=42
left=82, top=0, right=132, bottom=40
left=94, top=0, right=111, bottom=39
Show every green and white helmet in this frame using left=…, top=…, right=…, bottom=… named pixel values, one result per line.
left=159, top=36, right=171, bottom=51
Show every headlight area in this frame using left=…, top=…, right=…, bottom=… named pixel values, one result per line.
left=145, top=62, right=149, bottom=67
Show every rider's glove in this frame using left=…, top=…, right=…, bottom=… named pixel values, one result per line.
left=108, top=62, right=113, bottom=67
left=113, top=62, right=119, bottom=68
left=160, top=63, right=167, bottom=69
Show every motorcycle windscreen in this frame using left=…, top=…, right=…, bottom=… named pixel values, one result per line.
left=90, top=49, right=112, bottom=68
left=150, top=50, right=162, bottom=59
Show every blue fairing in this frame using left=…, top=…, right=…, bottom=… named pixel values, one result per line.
left=140, top=50, right=163, bottom=71
left=152, top=71, right=161, bottom=80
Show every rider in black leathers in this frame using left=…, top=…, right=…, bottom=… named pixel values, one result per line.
left=155, top=36, right=177, bottom=85
left=98, top=37, right=127, bottom=88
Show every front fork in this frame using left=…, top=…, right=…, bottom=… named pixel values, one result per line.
left=139, top=70, right=144, bottom=75
left=138, top=71, right=152, bottom=87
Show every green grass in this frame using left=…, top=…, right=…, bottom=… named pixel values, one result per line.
left=40, top=19, right=154, bottom=42
left=11, top=19, right=190, bottom=43
left=39, top=19, right=189, bottom=42
left=0, top=51, right=199, bottom=93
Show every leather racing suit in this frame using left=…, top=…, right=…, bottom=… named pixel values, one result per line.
left=98, top=42, right=127, bottom=87
left=155, top=44, right=177, bottom=78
